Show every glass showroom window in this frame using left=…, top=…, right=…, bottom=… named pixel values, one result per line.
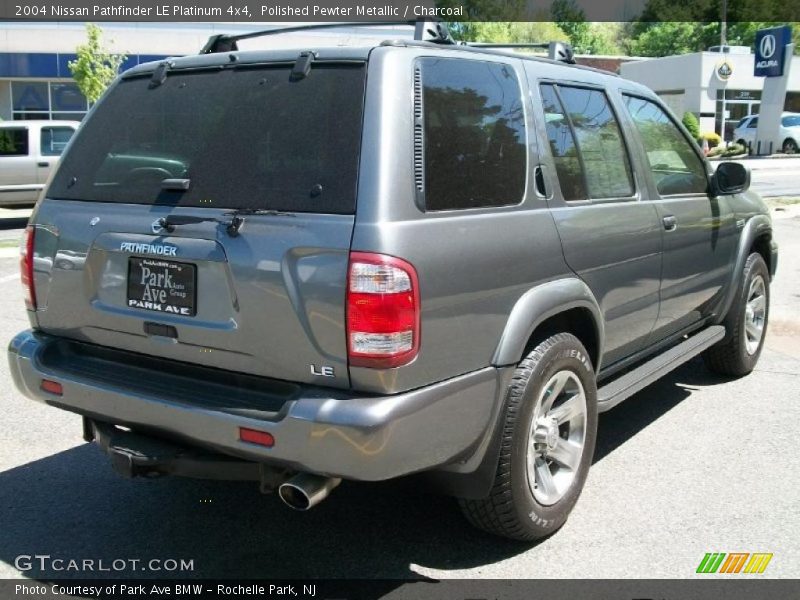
left=11, top=81, right=89, bottom=121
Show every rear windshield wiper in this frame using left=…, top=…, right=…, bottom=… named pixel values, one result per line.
left=158, top=208, right=294, bottom=238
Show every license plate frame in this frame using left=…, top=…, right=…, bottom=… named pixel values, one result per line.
left=127, top=257, right=197, bottom=317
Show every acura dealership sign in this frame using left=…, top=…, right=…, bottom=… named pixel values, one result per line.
left=754, top=25, right=792, bottom=77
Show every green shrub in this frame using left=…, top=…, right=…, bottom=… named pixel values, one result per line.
left=682, top=112, right=700, bottom=140
left=699, top=131, right=722, bottom=148
left=707, top=145, right=725, bottom=158
left=722, top=143, right=746, bottom=157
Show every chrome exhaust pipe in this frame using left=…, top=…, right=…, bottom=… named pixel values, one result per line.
left=278, top=473, right=341, bottom=511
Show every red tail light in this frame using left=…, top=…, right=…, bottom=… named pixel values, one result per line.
left=20, top=225, right=36, bottom=310
left=347, top=252, right=420, bottom=369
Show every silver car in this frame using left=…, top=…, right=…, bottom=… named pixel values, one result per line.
left=0, top=120, right=79, bottom=205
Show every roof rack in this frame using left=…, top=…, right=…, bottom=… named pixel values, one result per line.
left=199, top=21, right=579, bottom=67
left=464, top=42, right=576, bottom=64
left=200, top=20, right=454, bottom=54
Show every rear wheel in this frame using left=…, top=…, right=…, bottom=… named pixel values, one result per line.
left=783, top=138, right=798, bottom=154
left=703, top=253, right=770, bottom=376
left=459, top=333, right=597, bottom=541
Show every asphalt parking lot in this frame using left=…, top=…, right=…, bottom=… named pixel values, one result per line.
left=0, top=203, right=797, bottom=581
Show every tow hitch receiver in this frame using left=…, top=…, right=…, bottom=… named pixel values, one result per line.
left=84, top=418, right=287, bottom=491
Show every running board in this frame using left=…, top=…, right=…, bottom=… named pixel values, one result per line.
left=597, top=325, right=725, bottom=412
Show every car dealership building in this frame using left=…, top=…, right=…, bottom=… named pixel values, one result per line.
left=1, top=22, right=797, bottom=144
left=620, top=46, right=800, bottom=142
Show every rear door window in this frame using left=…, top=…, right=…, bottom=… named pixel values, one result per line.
left=0, top=128, right=29, bottom=156
left=419, top=57, right=526, bottom=210
left=48, top=64, right=367, bottom=214
left=540, top=84, right=634, bottom=201
left=40, top=126, right=75, bottom=156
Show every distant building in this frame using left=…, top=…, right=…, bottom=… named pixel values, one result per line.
left=621, top=49, right=800, bottom=141
left=0, top=22, right=410, bottom=121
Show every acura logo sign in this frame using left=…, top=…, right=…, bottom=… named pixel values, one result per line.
left=760, top=34, right=776, bottom=59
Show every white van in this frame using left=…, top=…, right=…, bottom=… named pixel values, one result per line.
left=0, top=120, right=79, bottom=205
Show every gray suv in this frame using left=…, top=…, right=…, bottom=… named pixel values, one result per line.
left=8, top=25, right=778, bottom=541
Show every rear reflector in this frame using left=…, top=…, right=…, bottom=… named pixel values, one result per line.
left=239, top=427, right=275, bottom=448
left=20, top=225, right=36, bottom=310
left=40, top=379, right=63, bottom=396
left=347, top=252, right=420, bottom=369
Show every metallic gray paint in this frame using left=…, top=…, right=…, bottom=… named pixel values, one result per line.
left=31, top=200, right=355, bottom=389
left=9, top=329, right=500, bottom=481
left=10, top=44, right=777, bottom=488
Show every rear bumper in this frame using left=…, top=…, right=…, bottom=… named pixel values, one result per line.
left=8, top=330, right=502, bottom=481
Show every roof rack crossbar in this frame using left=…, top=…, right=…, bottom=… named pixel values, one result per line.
left=200, top=20, right=454, bottom=54
left=463, top=41, right=576, bottom=64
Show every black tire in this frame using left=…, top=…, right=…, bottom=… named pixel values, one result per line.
left=459, top=333, right=598, bottom=541
left=703, top=253, right=770, bottom=376
left=783, top=138, right=798, bottom=154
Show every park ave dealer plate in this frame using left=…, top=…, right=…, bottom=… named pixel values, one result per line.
left=127, top=257, right=196, bottom=316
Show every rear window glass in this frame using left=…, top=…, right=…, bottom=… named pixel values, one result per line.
left=420, top=57, right=526, bottom=211
left=48, top=64, right=366, bottom=214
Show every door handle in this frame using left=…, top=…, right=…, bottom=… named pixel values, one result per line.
left=37, top=161, right=50, bottom=167
left=662, top=215, right=678, bottom=231
left=534, top=165, right=553, bottom=200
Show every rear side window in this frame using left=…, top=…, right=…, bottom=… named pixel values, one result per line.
left=40, top=126, right=75, bottom=156
left=0, top=129, right=29, bottom=156
left=419, top=58, right=526, bottom=211
left=623, top=95, right=708, bottom=196
left=540, top=84, right=634, bottom=201
left=782, top=115, right=800, bottom=127
left=48, top=64, right=366, bottom=214
left=748, top=117, right=759, bottom=128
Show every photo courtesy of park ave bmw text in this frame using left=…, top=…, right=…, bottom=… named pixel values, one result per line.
left=0, top=0, right=798, bottom=598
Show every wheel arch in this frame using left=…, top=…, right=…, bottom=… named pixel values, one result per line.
left=492, top=278, right=604, bottom=373
left=713, top=214, right=773, bottom=324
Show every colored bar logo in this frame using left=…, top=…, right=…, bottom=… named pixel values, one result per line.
left=697, top=553, right=773, bottom=574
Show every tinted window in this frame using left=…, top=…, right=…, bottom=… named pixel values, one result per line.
left=540, top=84, right=586, bottom=201
left=421, top=58, right=526, bottom=210
left=540, top=84, right=633, bottom=201
left=782, top=115, right=800, bottom=127
left=0, top=129, right=29, bottom=156
left=748, top=117, right=759, bottom=128
left=557, top=86, right=634, bottom=199
left=624, top=96, right=708, bottom=196
left=41, top=126, right=75, bottom=156
left=48, top=65, right=366, bottom=214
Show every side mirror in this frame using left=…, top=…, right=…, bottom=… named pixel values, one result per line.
left=713, top=162, right=750, bottom=195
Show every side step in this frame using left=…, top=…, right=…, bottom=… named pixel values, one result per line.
left=597, top=325, right=725, bottom=413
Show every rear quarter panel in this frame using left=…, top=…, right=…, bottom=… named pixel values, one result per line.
left=350, top=48, right=571, bottom=394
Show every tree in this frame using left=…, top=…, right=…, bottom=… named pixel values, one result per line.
left=453, top=21, right=568, bottom=45
left=68, top=24, right=126, bottom=105
left=551, top=0, right=622, bottom=54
